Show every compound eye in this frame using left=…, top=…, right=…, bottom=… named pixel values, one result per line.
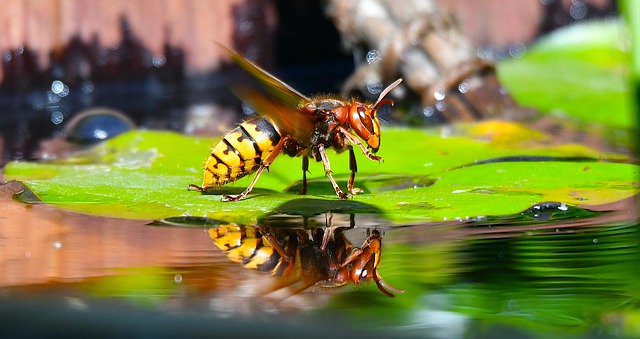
left=356, top=106, right=374, bottom=133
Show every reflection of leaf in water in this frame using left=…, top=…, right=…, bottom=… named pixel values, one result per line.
left=334, top=196, right=639, bottom=332
left=81, top=267, right=176, bottom=307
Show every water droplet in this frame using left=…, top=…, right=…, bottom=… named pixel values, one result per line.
left=366, top=49, right=382, bottom=64
left=174, top=274, right=183, bottom=283
left=569, top=2, right=587, bottom=20
left=3, top=51, right=12, bottom=62
left=51, top=112, right=64, bottom=125
left=53, top=241, right=62, bottom=249
left=59, top=85, right=70, bottom=97
left=152, top=54, right=166, bottom=67
left=458, top=79, right=471, bottom=93
left=592, top=238, right=598, bottom=244
left=433, top=88, right=446, bottom=101
left=476, top=45, right=495, bottom=60
left=508, top=42, right=527, bottom=58
left=65, top=108, right=135, bottom=144
left=435, top=101, right=447, bottom=112
left=51, top=80, right=65, bottom=94
left=423, top=106, right=435, bottom=117
left=93, top=129, right=108, bottom=140
left=25, top=251, right=31, bottom=258
left=522, top=201, right=575, bottom=221
left=366, top=79, right=383, bottom=94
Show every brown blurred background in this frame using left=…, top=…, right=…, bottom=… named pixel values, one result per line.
left=0, top=0, right=616, bottom=77
left=0, top=0, right=618, bottom=163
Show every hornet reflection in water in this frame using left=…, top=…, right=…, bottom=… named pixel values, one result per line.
left=208, top=223, right=403, bottom=297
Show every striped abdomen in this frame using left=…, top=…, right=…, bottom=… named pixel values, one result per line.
left=201, top=117, right=281, bottom=189
left=209, top=225, right=282, bottom=273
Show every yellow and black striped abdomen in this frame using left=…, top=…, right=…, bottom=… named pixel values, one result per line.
left=209, top=224, right=281, bottom=272
left=201, top=116, right=281, bottom=189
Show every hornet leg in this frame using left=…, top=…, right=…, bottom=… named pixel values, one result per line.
left=222, top=136, right=290, bottom=202
left=301, top=155, right=309, bottom=195
left=337, top=126, right=382, bottom=162
left=347, top=147, right=363, bottom=195
left=317, top=143, right=349, bottom=199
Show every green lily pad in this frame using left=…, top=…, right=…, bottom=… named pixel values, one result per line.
left=497, top=20, right=635, bottom=129
left=3, top=127, right=636, bottom=224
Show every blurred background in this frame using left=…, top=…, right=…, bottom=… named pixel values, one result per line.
left=0, top=0, right=622, bottom=165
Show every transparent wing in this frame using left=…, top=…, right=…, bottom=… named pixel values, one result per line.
left=219, top=43, right=315, bottom=144
left=233, top=87, right=315, bottom=144
left=218, top=43, right=308, bottom=106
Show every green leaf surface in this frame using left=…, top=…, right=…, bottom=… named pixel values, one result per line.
left=4, top=128, right=637, bottom=224
left=497, top=20, right=635, bottom=129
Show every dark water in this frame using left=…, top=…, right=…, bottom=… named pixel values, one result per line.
left=1, top=180, right=638, bottom=338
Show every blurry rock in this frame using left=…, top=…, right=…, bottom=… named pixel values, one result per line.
left=326, top=0, right=526, bottom=124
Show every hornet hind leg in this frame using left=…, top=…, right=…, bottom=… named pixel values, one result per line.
left=222, top=135, right=292, bottom=202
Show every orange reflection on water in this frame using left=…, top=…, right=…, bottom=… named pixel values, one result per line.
left=0, top=181, right=224, bottom=288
